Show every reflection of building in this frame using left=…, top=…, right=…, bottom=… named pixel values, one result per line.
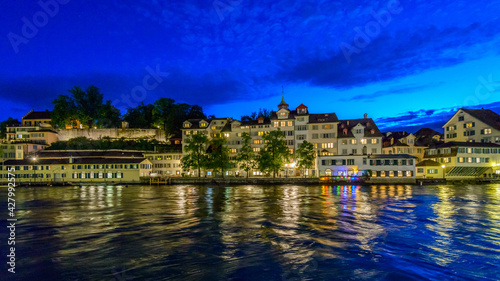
left=319, top=154, right=416, bottom=183
left=0, top=150, right=152, bottom=184
left=421, top=142, right=500, bottom=179
left=443, top=108, right=500, bottom=143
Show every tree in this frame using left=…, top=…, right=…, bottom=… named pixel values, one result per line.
left=258, top=129, right=291, bottom=178
left=181, top=133, right=209, bottom=177
left=206, top=137, right=232, bottom=178
left=52, top=85, right=118, bottom=128
left=70, top=85, right=104, bottom=127
left=0, top=117, right=20, bottom=139
left=51, top=95, right=77, bottom=128
left=123, top=103, right=155, bottom=128
left=296, top=141, right=316, bottom=178
left=236, top=132, right=256, bottom=179
left=97, top=100, right=121, bottom=128
left=241, top=108, right=272, bottom=122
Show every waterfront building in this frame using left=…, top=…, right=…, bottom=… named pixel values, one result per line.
left=1, top=142, right=48, bottom=160
left=22, top=110, right=52, bottom=127
left=421, top=141, right=500, bottom=179
left=144, top=152, right=183, bottom=176
left=382, top=131, right=428, bottom=162
left=318, top=154, right=416, bottom=183
left=443, top=108, right=500, bottom=143
left=415, top=159, right=445, bottom=179
left=336, top=115, right=383, bottom=156
left=181, top=96, right=346, bottom=177
left=0, top=150, right=152, bottom=184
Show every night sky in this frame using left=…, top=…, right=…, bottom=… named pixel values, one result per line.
left=2, top=0, right=500, bottom=132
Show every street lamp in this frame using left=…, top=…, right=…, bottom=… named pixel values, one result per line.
left=32, top=156, right=37, bottom=184
left=441, top=164, right=445, bottom=180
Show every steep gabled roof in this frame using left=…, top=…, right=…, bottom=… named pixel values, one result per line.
left=23, top=110, right=51, bottom=120
left=461, top=108, right=500, bottom=131
left=337, top=118, right=383, bottom=138
left=308, top=113, right=338, bottom=123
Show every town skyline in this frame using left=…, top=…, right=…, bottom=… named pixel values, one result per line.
left=2, top=0, right=500, bottom=133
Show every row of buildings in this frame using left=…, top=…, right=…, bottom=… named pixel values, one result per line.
left=2, top=97, right=500, bottom=184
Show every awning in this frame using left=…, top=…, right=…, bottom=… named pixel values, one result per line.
left=446, top=166, right=490, bottom=177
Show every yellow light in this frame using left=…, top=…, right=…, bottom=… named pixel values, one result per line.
left=441, top=165, right=445, bottom=168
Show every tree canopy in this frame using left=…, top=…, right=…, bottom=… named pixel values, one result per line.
left=257, top=129, right=291, bottom=178
left=0, top=117, right=20, bottom=139
left=181, top=133, right=209, bottom=177
left=52, top=85, right=121, bottom=128
left=296, top=140, right=316, bottom=178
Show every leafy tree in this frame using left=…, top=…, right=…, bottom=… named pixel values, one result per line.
left=52, top=85, right=119, bottom=128
left=236, top=132, right=256, bottom=179
left=153, top=99, right=207, bottom=137
left=152, top=98, right=175, bottom=133
left=296, top=140, right=316, bottom=178
left=70, top=85, right=104, bottom=127
left=0, top=117, right=20, bottom=138
left=181, top=133, right=209, bottom=177
left=97, top=100, right=121, bottom=128
left=206, top=137, right=232, bottom=178
left=51, top=95, right=77, bottom=128
left=258, top=129, right=291, bottom=178
left=123, top=103, right=155, bottom=128
left=241, top=108, right=272, bottom=122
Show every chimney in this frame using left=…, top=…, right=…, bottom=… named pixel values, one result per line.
left=69, top=157, right=73, bottom=164
left=364, top=113, right=367, bottom=119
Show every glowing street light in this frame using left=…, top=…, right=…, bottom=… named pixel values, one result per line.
left=441, top=164, right=445, bottom=179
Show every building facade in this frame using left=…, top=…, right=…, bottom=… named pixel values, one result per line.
left=443, top=108, right=500, bottom=143
left=422, top=142, right=500, bottom=179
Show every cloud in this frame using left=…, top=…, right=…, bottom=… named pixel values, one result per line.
left=342, top=82, right=446, bottom=102
left=376, top=100, right=500, bottom=133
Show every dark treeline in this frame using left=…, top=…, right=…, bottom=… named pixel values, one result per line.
left=50, top=85, right=207, bottom=136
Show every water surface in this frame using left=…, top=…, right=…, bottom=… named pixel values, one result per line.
left=1, top=184, right=500, bottom=280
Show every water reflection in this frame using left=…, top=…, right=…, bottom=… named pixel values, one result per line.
left=4, top=184, right=500, bottom=280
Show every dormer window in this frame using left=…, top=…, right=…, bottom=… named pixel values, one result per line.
left=343, top=128, right=348, bottom=135
left=371, top=129, right=375, bottom=134
left=200, top=122, right=207, bottom=127
left=183, top=123, right=191, bottom=128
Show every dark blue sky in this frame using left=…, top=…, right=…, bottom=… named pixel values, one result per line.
left=2, top=0, right=500, bottom=132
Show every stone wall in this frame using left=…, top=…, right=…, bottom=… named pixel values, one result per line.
left=57, top=129, right=166, bottom=141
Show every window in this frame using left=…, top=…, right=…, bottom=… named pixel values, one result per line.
left=482, top=128, right=492, bottom=135
left=253, top=140, right=263, bottom=144
left=280, top=121, right=286, bottom=127
left=296, top=135, right=306, bottom=140
left=296, top=125, right=307, bottom=131
left=417, top=168, right=424, bottom=173
left=288, top=121, right=293, bottom=127
left=351, top=139, right=357, bottom=145
left=342, top=149, right=348, bottom=155
left=352, top=149, right=357, bottom=154
left=361, top=139, right=367, bottom=144
left=287, top=140, right=294, bottom=146
left=230, top=149, right=237, bottom=153
left=371, top=139, right=378, bottom=144
left=312, top=125, right=318, bottom=130
left=253, top=148, right=260, bottom=152
left=183, top=123, right=190, bottom=128
left=371, top=148, right=377, bottom=153
left=224, top=133, right=230, bottom=137
left=458, top=116, right=464, bottom=121
left=258, top=131, right=264, bottom=136
left=321, top=143, right=334, bottom=148
left=342, top=140, right=347, bottom=145
left=347, top=159, right=354, bottom=165
left=274, top=121, right=279, bottom=127
left=312, top=134, right=318, bottom=139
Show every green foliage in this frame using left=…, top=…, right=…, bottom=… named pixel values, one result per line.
left=181, top=133, right=209, bottom=177
left=236, top=132, right=256, bottom=178
left=123, top=103, right=155, bottom=129
left=296, top=140, right=316, bottom=178
left=47, top=137, right=177, bottom=152
left=52, top=85, right=120, bottom=128
left=241, top=108, right=272, bottom=122
left=0, top=117, right=20, bottom=139
left=206, top=136, right=233, bottom=178
left=257, top=129, right=291, bottom=178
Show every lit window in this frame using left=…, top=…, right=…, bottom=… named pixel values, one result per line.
left=361, top=139, right=367, bottom=144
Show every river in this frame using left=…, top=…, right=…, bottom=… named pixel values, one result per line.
left=1, top=184, right=500, bottom=280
